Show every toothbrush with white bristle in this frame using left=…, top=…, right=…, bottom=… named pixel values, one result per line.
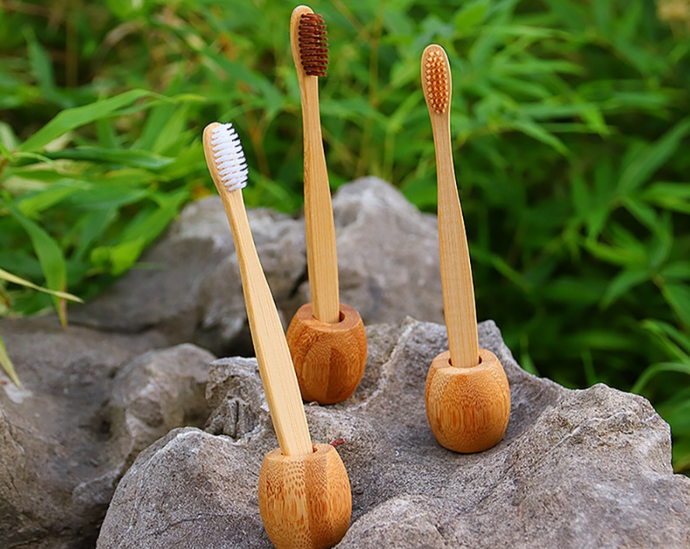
left=202, top=121, right=312, bottom=458
left=202, top=121, right=352, bottom=549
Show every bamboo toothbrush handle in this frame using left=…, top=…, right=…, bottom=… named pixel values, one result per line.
left=219, top=188, right=313, bottom=457
left=302, top=79, right=340, bottom=325
left=291, top=5, right=340, bottom=325
left=434, top=122, right=478, bottom=369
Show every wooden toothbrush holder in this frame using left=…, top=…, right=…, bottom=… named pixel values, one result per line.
left=425, top=347, right=511, bottom=453
left=258, top=443, right=352, bottom=549
left=286, top=302, right=367, bottom=404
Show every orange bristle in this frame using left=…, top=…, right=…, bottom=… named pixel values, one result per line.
left=424, top=49, right=449, bottom=114
left=298, top=13, right=329, bottom=77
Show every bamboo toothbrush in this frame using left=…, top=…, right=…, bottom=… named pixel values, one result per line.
left=290, top=4, right=339, bottom=324
left=203, top=122, right=351, bottom=549
left=421, top=45, right=511, bottom=453
left=286, top=5, right=367, bottom=405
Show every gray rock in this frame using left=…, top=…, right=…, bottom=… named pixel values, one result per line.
left=96, top=427, right=270, bottom=549
left=72, top=178, right=445, bottom=352
left=71, top=198, right=306, bottom=357
left=97, top=318, right=690, bottom=549
left=290, top=177, right=444, bottom=325
left=0, top=317, right=214, bottom=549
left=105, top=343, right=214, bottom=472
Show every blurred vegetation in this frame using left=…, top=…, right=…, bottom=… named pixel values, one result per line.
left=0, top=0, right=689, bottom=472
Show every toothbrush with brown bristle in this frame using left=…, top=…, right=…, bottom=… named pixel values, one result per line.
left=421, top=44, right=511, bottom=454
left=286, top=5, right=367, bottom=406
left=290, top=4, right=339, bottom=324
left=422, top=44, right=477, bottom=370
left=203, top=122, right=351, bottom=549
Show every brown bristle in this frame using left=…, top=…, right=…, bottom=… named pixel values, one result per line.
left=424, top=49, right=449, bottom=114
left=299, top=13, right=329, bottom=77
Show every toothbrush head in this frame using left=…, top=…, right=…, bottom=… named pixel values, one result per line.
left=202, top=122, right=249, bottom=193
left=422, top=44, right=451, bottom=115
left=298, top=12, right=329, bottom=77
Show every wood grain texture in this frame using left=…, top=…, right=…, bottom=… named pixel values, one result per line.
left=259, top=443, right=352, bottom=549
left=422, top=44, right=478, bottom=370
left=425, top=348, right=510, bottom=453
left=290, top=5, right=340, bottom=324
left=203, top=123, right=312, bottom=457
left=287, top=302, right=367, bottom=404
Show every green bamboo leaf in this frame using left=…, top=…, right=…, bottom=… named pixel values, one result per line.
left=489, top=76, right=550, bottom=100
left=0, top=140, right=12, bottom=161
left=542, top=277, right=602, bottom=306
left=571, top=172, right=590, bottom=221
left=468, top=0, right=519, bottom=66
left=455, top=1, right=489, bottom=34
left=0, top=335, right=21, bottom=387
left=608, top=223, right=648, bottom=262
left=109, top=238, right=147, bottom=276
left=66, top=186, right=150, bottom=209
left=96, top=118, right=118, bottom=149
left=662, top=283, right=690, bottom=328
left=592, top=0, right=612, bottom=31
left=658, top=395, right=690, bottom=437
left=584, top=239, right=641, bottom=267
left=641, top=182, right=690, bottom=214
left=631, top=362, right=690, bottom=394
left=601, top=268, right=649, bottom=308
left=17, top=89, right=168, bottom=153
left=25, top=28, right=59, bottom=103
left=494, top=59, right=581, bottom=76
left=120, top=191, right=188, bottom=242
left=662, top=261, right=690, bottom=281
left=135, top=103, right=181, bottom=152
left=618, top=118, right=690, bottom=195
left=617, top=0, right=643, bottom=41
left=7, top=206, right=69, bottom=326
left=623, top=196, right=660, bottom=233
left=74, top=208, right=119, bottom=261
left=0, top=121, right=20, bottom=153
left=92, top=190, right=189, bottom=276
left=43, top=148, right=175, bottom=169
left=641, top=319, right=690, bottom=361
left=566, top=329, right=633, bottom=351
left=0, top=267, right=82, bottom=302
left=18, top=184, right=80, bottom=217
left=507, top=119, right=568, bottom=154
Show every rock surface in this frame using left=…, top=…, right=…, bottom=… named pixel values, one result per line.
left=292, top=177, right=444, bottom=325
left=0, top=176, right=445, bottom=548
left=2, top=177, right=689, bottom=548
left=71, top=177, right=444, bottom=356
left=0, top=317, right=213, bottom=549
left=70, top=202, right=306, bottom=357
left=97, top=318, right=690, bottom=549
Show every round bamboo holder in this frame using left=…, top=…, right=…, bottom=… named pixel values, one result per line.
left=425, top=347, right=510, bottom=453
left=259, top=443, right=352, bottom=549
left=286, top=302, right=367, bottom=404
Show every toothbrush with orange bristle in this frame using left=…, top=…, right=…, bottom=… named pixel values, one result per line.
left=421, top=44, right=511, bottom=453
left=286, top=5, right=367, bottom=405
left=203, top=122, right=351, bottom=549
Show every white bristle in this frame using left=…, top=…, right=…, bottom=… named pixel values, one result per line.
left=210, top=123, right=248, bottom=192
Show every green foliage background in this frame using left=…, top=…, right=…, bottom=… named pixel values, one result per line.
left=1, top=0, right=689, bottom=472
